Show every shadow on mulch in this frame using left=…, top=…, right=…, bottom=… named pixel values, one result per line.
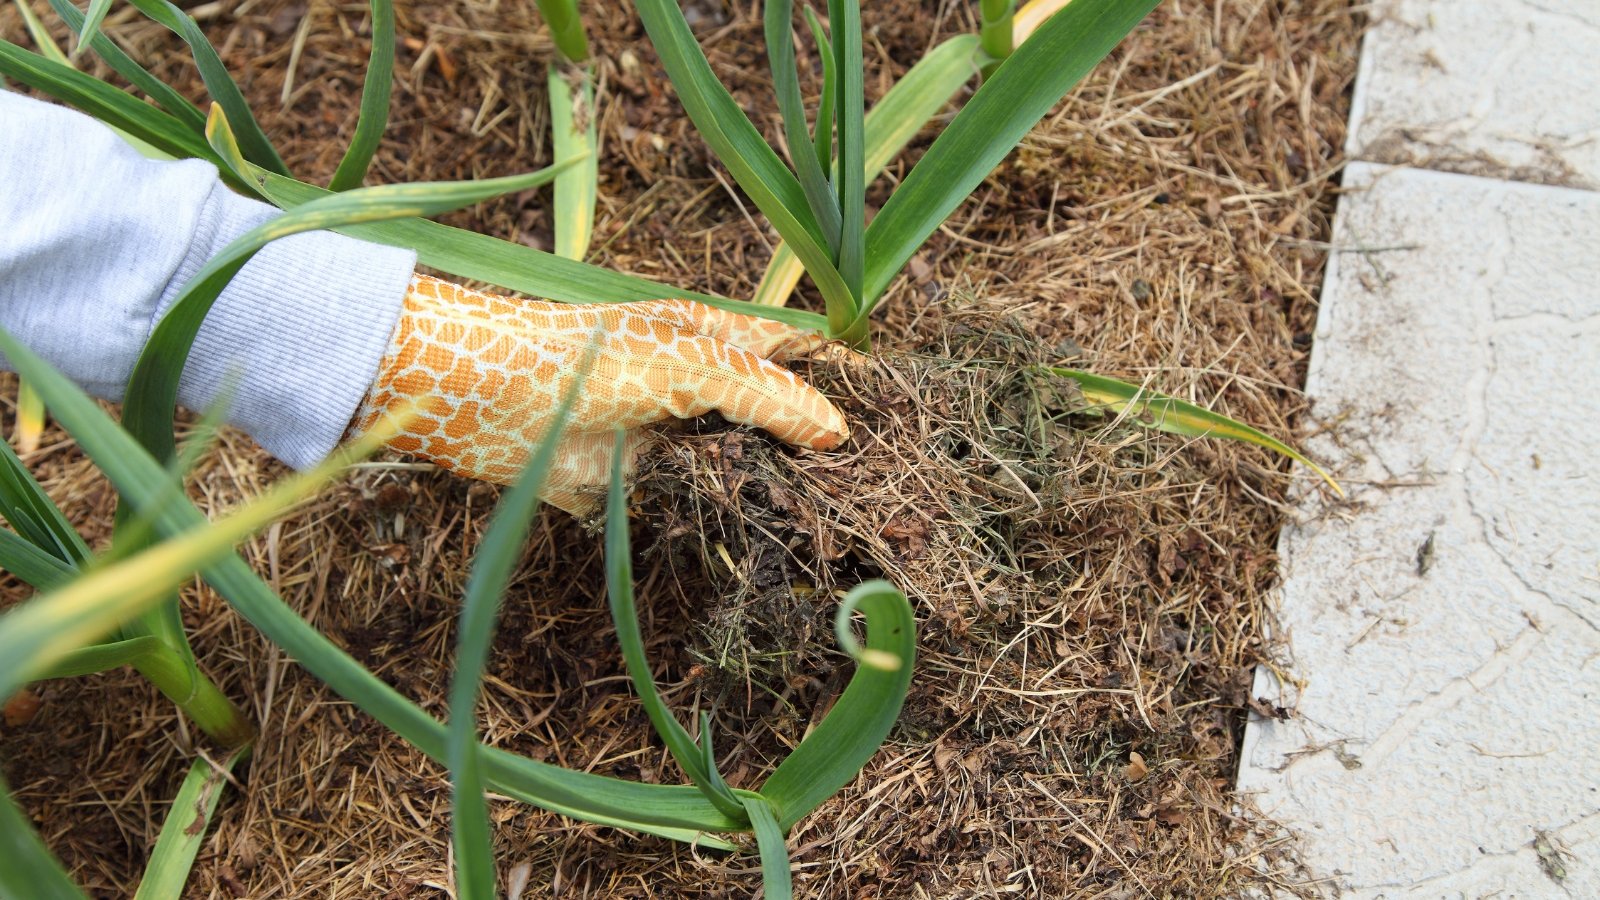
left=0, top=0, right=1361, bottom=896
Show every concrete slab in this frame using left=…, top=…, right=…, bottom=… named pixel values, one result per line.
left=1349, top=0, right=1600, bottom=189
left=1237, top=162, right=1600, bottom=896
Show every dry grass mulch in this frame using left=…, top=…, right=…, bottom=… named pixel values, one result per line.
left=0, top=0, right=1360, bottom=896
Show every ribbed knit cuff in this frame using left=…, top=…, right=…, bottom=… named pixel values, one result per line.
left=153, top=182, right=417, bottom=470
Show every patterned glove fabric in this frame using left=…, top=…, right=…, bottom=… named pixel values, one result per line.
left=351, top=274, right=850, bottom=515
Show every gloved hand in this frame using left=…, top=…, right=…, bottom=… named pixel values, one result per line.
left=350, top=275, right=850, bottom=515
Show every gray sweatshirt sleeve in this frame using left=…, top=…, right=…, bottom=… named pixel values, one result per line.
left=0, top=90, right=417, bottom=469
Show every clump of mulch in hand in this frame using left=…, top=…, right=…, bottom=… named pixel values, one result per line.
left=627, top=292, right=1286, bottom=896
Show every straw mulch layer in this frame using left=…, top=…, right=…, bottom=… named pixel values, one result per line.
left=0, top=0, right=1360, bottom=896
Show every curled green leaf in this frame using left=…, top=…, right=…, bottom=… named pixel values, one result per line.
left=760, top=579, right=915, bottom=830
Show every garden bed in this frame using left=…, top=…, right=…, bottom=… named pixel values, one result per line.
left=0, top=0, right=1360, bottom=895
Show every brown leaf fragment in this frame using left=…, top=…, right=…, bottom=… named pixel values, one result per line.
left=1248, top=696, right=1292, bottom=721
left=2, top=689, right=41, bottom=727
left=184, top=804, right=208, bottom=836
left=1154, top=803, right=1189, bottom=827
left=1125, top=751, right=1149, bottom=782
left=880, top=517, right=929, bottom=556
left=234, top=834, right=260, bottom=873
left=371, top=543, right=410, bottom=569
left=216, top=864, right=247, bottom=898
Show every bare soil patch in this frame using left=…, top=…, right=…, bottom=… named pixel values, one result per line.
left=1, top=0, right=1360, bottom=896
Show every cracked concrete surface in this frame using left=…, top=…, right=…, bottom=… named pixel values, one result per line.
left=1235, top=164, right=1600, bottom=896
left=1233, top=1, right=1600, bottom=892
left=1351, top=0, right=1600, bottom=189
left=1236, top=3, right=1600, bottom=892
left=1237, top=163, right=1600, bottom=896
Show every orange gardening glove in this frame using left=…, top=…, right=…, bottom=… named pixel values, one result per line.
left=350, top=275, right=850, bottom=515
